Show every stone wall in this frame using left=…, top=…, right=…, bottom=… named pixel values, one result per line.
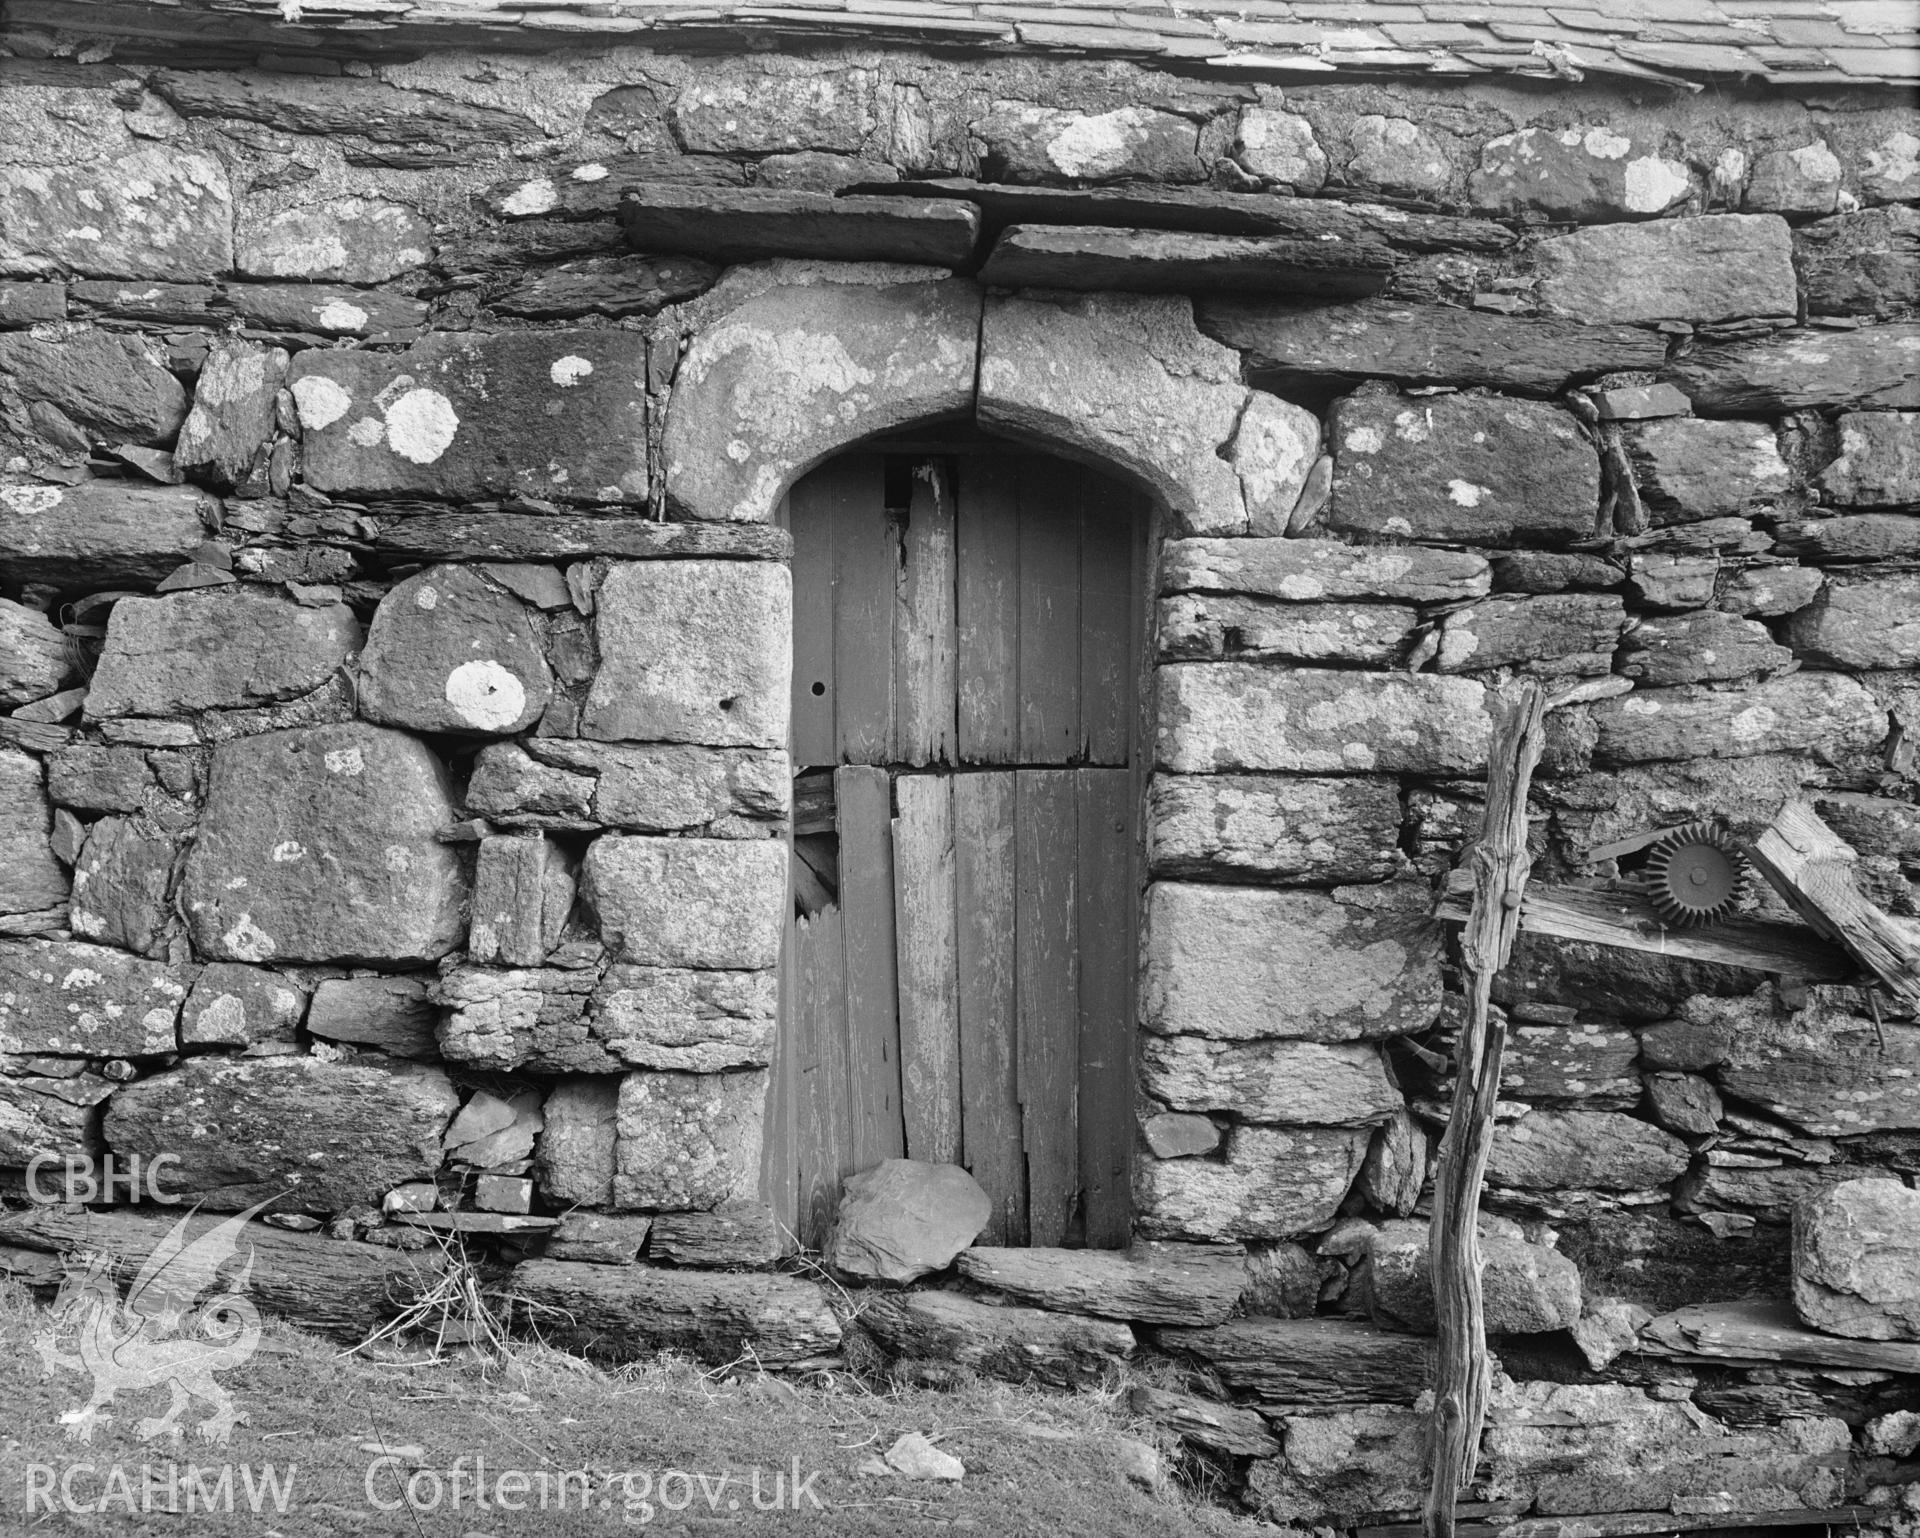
left=1, top=34, right=1917, bottom=1532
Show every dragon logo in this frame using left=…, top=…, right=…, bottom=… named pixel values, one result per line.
left=32, top=1201, right=271, bottom=1446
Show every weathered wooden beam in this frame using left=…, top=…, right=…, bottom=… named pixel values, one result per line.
left=1744, top=798, right=1920, bottom=1013
left=1426, top=679, right=1548, bottom=1538
left=1434, top=877, right=1852, bottom=983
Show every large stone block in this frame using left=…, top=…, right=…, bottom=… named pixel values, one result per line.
left=0, top=481, right=218, bottom=588
left=980, top=292, right=1247, bottom=536
left=1142, top=880, right=1441, bottom=1042
left=1157, top=664, right=1490, bottom=775
left=1664, top=323, right=1920, bottom=415
left=306, top=975, right=435, bottom=1057
left=67, top=814, right=174, bottom=953
left=182, top=724, right=468, bottom=965
left=172, top=338, right=289, bottom=489
left=0, top=327, right=189, bottom=448
left=1592, top=672, right=1885, bottom=764
left=1534, top=215, right=1797, bottom=325
left=594, top=964, right=777, bottom=1071
left=613, top=1069, right=766, bottom=1210
left=664, top=279, right=979, bottom=524
left=672, top=69, right=875, bottom=154
left=0, top=1071, right=112, bottom=1165
left=104, top=1055, right=456, bottom=1213
left=1147, top=773, right=1405, bottom=885
left=1136, top=1124, right=1370, bottom=1241
left=180, top=962, right=305, bottom=1052
left=1161, top=536, right=1490, bottom=604
left=1435, top=595, right=1627, bottom=676
left=1247, top=1404, right=1425, bottom=1523
left=469, top=834, right=571, bottom=968
left=0, top=749, right=66, bottom=916
left=1788, top=573, right=1920, bottom=671
left=0, top=149, right=232, bottom=282
left=85, top=589, right=359, bottom=719
left=1327, top=393, right=1597, bottom=545
left=1625, top=419, right=1792, bottom=523
left=1819, top=411, right=1918, bottom=507
left=537, top=1077, right=619, bottom=1206
left=1158, top=594, right=1418, bottom=666
left=1235, top=106, right=1327, bottom=189
left=237, top=197, right=430, bottom=283
left=1470, top=125, right=1692, bottom=222
left=1232, top=391, right=1321, bottom=534
left=1483, top=1381, right=1849, bottom=1516
left=290, top=330, right=648, bottom=504
left=1793, top=1179, right=1920, bottom=1342
left=824, top=1159, right=991, bottom=1283
left=582, top=561, right=790, bottom=749
left=1142, top=1035, right=1401, bottom=1126
left=1719, top=999, right=1920, bottom=1136
left=435, top=965, right=608, bottom=1074
left=1365, top=1216, right=1581, bottom=1335
left=1797, top=206, right=1920, bottom=319
left=0, top=598, right=72, bottom=707
left=0, top=940, right=185, bottom=1056
left=1487, top=1110, right=1689, bottom=1192
left=977, top=102, right=1202, bottom=184
left=957, top=1242, right=1245, bottom=1327
left=1618, top=610, right=1794, bottom=686
left=582, top=836, right=786, bottom=970
left=1201, top=297, right=1668, bottom=397
left=358, top=566, right=550, bottom=736
left=491, top=742, right=790, bottom=837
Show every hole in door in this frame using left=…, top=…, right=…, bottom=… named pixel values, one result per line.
left=763, top=441, right=1148, bottom=1251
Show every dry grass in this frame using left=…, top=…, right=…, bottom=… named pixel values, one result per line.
left=0, top=1270, right=1265, bottom=1537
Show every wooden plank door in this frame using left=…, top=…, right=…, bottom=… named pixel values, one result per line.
left=772, top=448, right=1144, bottom=1252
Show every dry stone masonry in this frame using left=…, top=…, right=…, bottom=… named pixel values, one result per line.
left=0, top=4, right=1916, bottom=1531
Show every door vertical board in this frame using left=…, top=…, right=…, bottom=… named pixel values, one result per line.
left=793, top=905, right=850, bottom=1250
left=955, top=772, right=1026, bottom=1245
left=832, top=458, right=897, bottom=765
left=1018, top=461, right=1083, bottom=766
left=762, top=901, right=801, bottom=1253
left=836, top=765, right=905, bottom=1173
left=1079, top=496, right=1134, bottom=769
left=788, top=475, right=838, bottom=770
left=895, top=462, right=957, bottom=768
left=893, top=774, right=961, bottom=1165
left=1075, top=768, right=1134, bottom=1248
left=956, top=457, right=1021, bottom=765
left=1016, top=769, right=1080, bottom=1247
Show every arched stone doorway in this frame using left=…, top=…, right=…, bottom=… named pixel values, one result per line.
left=764, top=433, right=1150, bottom=1251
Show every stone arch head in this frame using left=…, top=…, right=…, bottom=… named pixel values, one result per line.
left=662, top=271, right=1317, bottom=536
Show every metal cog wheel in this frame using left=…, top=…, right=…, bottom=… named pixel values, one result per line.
left=1643, top=822, right=1755, bottom=929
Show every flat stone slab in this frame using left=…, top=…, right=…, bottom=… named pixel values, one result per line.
left=1591, top=672, right=1885, bottom=763
left=358, top=565, right=550, bottom=737
left=1328, top=392, right=1599, bottom=545
left=183, top=723, right=468, bottom=965
left=1776, top=514, right=1920, bottom=562
left=1161, top=537, right=1489, bottom=604
left=104, top=1054, right=457, bottom=1212
left=478, top=741, right=787, bottom=838
left=1664, top=323, right=1920, bottom=415
left=0, top=481, right=217, bottom=588
left=1488, top=1109, right=1690, bottom=1192
left=222, top=282, right=427, bottom=338
left=1534, top=214, right=1798, bottom=325
left=1201, top=298, right=1668, bottom=397
left=979, top=225, right=1390, bottom=299
left=1143, top=879, right=1440, bottom=1042
left=491, top=254, right=719, bottom=320
left=1718, top=996, right=1920, bottom=1137
left=1157, top=664, right=1491, bottom=775
left=0, top=148, right=233, bottom=282
left=181, top=962, right=306, bottom=1051
left=857, top=1289, right=1134, bottom=1388
left=0, top=327, right=190, bottom=448
left=1434, top=594, right=1628, bottom=676
left=1147, top=772, right=1405, bottom=885
left=1138, top=1125, right=1371, bottom=1241
left=307, top=975, right=437, bottom=1057
left=237, top=197, right=430, bottom=284
left=1625, top=419, right=1793, bottom=523
left=1619, top=610, right=1793, bottom=686
left=0, top=598, right=72, bottom=707
left=957, top=1243, right=1244, bottom=1326
left=85, top=588, right=359, bottom=719
left=593, top=964, right=776, bottom=1071
left=290, top=329, right=648, bottom=504
left=0, top=939, right=186, bottom=1056
left=1143, top=1035, right=1401, bottom=1126
left=369, top=512, right=790, bottom=565
left=1158, top=1314, right=1433, bottom=1405
left=663, top=278, right=979, bottom=526
left=621, top=185, right=978, bottom=266
left=649, top=1202, right=781, bottom=1267
left=1158, top=594, right=1418, bottom=667
left=511, top=1259, right=839, bottom=1366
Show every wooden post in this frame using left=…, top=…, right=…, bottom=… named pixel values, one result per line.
left=1424, top=680, right=1548, bottom=1538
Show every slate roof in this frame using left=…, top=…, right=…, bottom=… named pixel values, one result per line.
left=9, top=0, right=1919, bottom=86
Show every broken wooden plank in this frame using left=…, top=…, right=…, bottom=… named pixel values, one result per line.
left=893, top=773, right=961, bottom=1166
left=831, top=460, right=898, bottom=766
left=1019, top=459, right=1082, bottom=766
left=1435, top=877, right=1852, bottom=983
left=1017, top=769, right=1080, bottom=1247
left=957, top=456, right=1021, bottom=764
left=786, top=470, right=842, bottom=770
left=1078, top=484, right=1137, bottom=768
left=1077, top=768, right=1134, bottom=1249
left=1745, top=798, right=1920, bottom=1012
left=791, top=771, right=835, bottom=837
left=761, top=906, right=800, bottom=1253
left=893, top=459, right=956, bottom=768
left=836, top=765, right=904, bottom=1174
left=792, top=904, right=851, bottom=1249
left=1638, top=1297, right=1920, bottom=1374
left=1427, top=680, right=1548, bottom=1538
